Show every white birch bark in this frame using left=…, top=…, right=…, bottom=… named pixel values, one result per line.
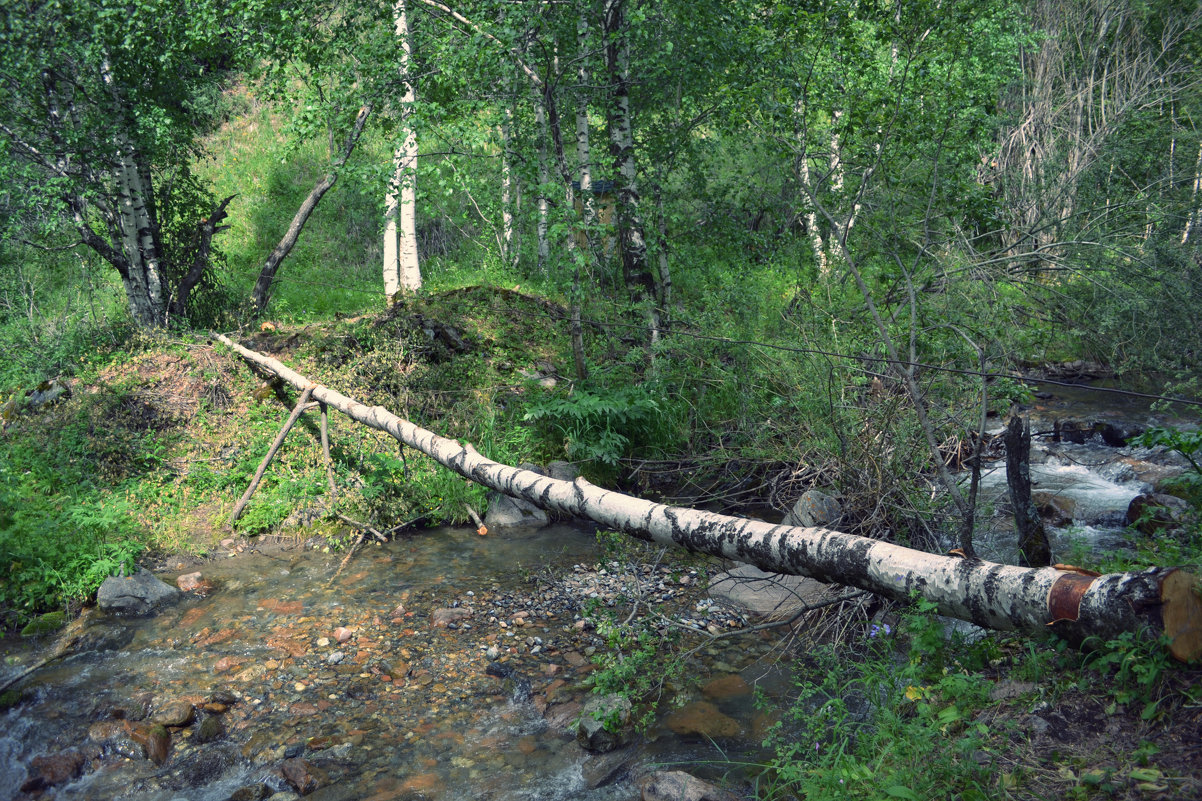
left=1184, top=141, right=1202, bottom=244
left=216, top=334, right=1202, bottom=662
left=534, top=85, right=551, bottom=272
left=101, top=57, right=167, bottom=326
left=576, top=12, right=596, bottom=231
left=500, top=77, right=516, bottom=266
left=383, top=0, right=422, bottom=302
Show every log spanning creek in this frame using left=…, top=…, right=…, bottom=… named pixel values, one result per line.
left=1, top=384, right=1194, bottom=800
left=1, top=524, right=793, bottom=801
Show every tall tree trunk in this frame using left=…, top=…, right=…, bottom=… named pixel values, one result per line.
left=253, top=105, right=371, bottom=315
left=534, top=83, right=551, bottom=273
left=1184, top=141, right=1202, bottom=245
left=217, top=334, right=1202, bottom=664
left=1006, top=415, right=1052, bottom=568
left=576, top=11, right=597, bottom=234
left=602, top=0, right=660, bottom=345
left=500, top=77, right=517, bottom=267
left=383, top=0, right=422, bottom=304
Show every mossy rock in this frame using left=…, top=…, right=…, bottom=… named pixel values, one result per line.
left=20, top=611, right=66, bottom=637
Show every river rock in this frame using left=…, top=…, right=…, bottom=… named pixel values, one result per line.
left=279, top=757, right=326, bottom=795
left=132, top=723, right=171, bottom=765
left=152, top=699, right=195, bottom=727
left=97, top=568, right=181, bottom=616
left=484, top=490, right=550, bottom=529
left=1127, top=493, right=1194, bottom=535
left=576, top=693, right=633, bottom=753
left=664, top=700, right=740, bottom=739
left=582, top=746, right=637, bottom=788
left=431, top=607, right=472, bottom=627
left=783, top=489, right=843, bottom=527
left=1032, top=491, right=1075, bottom=527
left=707, top=563, right=842, bottom=620
left=547, top=460, right=580, bottom=482
left=196, top=714, right=225, bottom=743
left=701, top=674, right=751, bottom=701
left=1055, top=417, right=1140, bottom=447
left=21, top=750, right=85, bottom=791
left=229, top=784, right=272, bottom=801
left=641, top=770, right=739, bottom=801
left=177, top=571, right=214, bottom=594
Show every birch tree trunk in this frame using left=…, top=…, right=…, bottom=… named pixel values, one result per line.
left=216, top=334, right=1202, bottom=662
left=1184, top=142, right=1202, bottom=245
left=534, top=84, right=551, bottom=273
left=500, top=78, right=516, bottom=267
left=576, top=12, right=597, bottom=234
left=382, top=0, right=422, bottom=303
left=602, top=0, right=660, bottom=344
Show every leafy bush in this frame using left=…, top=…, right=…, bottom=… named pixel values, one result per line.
left=523, top=385, right=664, bottom=469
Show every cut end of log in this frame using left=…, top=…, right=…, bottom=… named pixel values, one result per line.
left=1161, top=569, right=1202, bottom=663
left=477, top=526, right=488, bottom=537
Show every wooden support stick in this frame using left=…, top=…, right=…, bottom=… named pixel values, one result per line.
left=228, top=385, right=316, bottom=529
left=320, top=401, right=337, bottom=506
left=464, top=503, right=487, bottom=536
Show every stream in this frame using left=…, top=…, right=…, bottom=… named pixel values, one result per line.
left=2, top=384, right=1195, bottom=801
left=967, top=383, right=1194, bottom=564
left=1, top=525, right=787, bottom=801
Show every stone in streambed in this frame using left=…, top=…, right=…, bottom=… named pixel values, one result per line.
left=134, top=724, right=171, bottom=765
left=641, top=770, right=740, bottom=801
left=196, top=714, right=225, bottom=743
left=229, top=784, right=271, bottom=801
left=576, top=693, right=633, bottom=753
left=279, top=757, right=327, bottom=795
left=20, top=750, right=85, bottom=791
left=431, top=607, right=472, bottom=628
left=701, top=674, right=751, bottom=700
left=152, top=699, right=195, bottom=727
left=665, top=700, right=740, bottom=739
left=97, top=568, right=181, bottom=616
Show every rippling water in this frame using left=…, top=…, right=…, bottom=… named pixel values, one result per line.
left=2, top=525, right=783, bottom=800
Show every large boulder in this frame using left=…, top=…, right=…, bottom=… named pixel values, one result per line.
left=1127, top=493, right=1195, bottom=535
left=97, top=568, right=181, bottom=616
left=708, top=563, right=844, bottom=620
left=782, top=489, right=842, bottom=528
left=484, top=463, right=551, bottom=529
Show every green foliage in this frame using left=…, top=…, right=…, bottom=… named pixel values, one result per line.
left=1080, top=633, right=1179, bottom=720
left=761, top=599, right=998, bottom=800
left=523, top=385, right=665, bottom=470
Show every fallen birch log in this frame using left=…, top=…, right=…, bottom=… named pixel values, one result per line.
left=215, top=334, right=1201, bottom=661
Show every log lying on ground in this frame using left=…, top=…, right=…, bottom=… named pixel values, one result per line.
left=216, top=334, right=1201, bottom=661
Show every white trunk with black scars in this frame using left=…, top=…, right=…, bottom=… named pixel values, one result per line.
left=216, top=335, right=1201, bottom=661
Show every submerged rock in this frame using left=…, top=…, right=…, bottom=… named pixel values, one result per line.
left=97, top=568, right=181, bottom=616
left=664, top=700, right=740, bottom=739
left=641, top=770, right=739, bottom=801
left=20, top=750, right=86, bottom=791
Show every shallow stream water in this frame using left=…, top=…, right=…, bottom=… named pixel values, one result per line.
left=2, top=525, right=787, bottom=801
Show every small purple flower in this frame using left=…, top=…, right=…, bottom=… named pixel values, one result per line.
left=868, top=623, right=892, bottom=638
